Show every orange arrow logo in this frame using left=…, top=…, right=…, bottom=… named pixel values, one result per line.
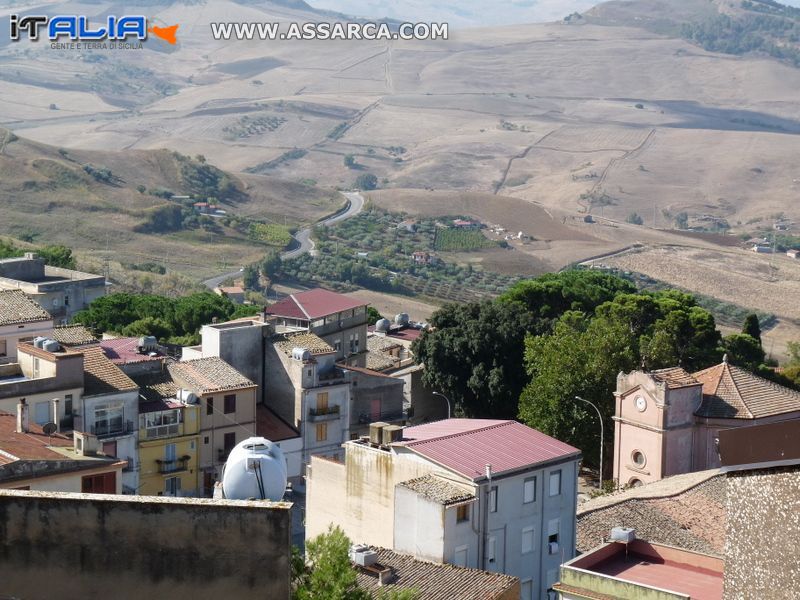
left=148, top=24, right=179, bottom=45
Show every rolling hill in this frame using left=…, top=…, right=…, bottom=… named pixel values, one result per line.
left=0, top=129, right=342, bottom=282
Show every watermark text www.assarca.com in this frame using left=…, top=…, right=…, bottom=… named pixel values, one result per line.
left=210, top=21, right=448, bottom=41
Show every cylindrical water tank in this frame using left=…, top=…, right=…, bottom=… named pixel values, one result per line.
left=291, top=347, right=311, bottom=362
left=221, top=437, right=288, bottom=501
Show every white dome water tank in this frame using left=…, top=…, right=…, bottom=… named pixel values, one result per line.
left=375, top=318, right=391, bottom=332
left=292, top=347, right=311, bottom=362
left=394, top=313, right=410, bottom=326
left=221, top=437, right=288, bottom=501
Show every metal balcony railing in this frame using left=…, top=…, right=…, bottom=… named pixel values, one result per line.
left=309, top=404, right=341, bottom=422
left=156, top=456, right=190, bottom=474
left=141, top=423, right=182, bottom=440
left=91, top=420, right=134, bottom=439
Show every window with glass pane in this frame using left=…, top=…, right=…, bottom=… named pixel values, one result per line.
left=94, top=403, right=123, bottom=436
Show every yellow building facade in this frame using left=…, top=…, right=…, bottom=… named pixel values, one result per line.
left=137, top=401, right=200, bottom=497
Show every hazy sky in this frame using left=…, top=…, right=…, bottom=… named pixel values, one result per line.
left=309, top=0, right=800, bottom=28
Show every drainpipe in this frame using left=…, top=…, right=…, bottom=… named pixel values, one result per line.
left=52, top=398, right=60, bottom=433
left=482, top=463, right=492, bottom=570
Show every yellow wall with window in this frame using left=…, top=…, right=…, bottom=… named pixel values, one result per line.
left=137, top=404, right=200, bottom=497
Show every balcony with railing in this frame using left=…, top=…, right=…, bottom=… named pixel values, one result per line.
left=140, top=422, right=183, bottom=441
left=309, top=404, right=341, bottom=422
left=156, top=455, right=190, bottom=474
left=317, top=367, right=348, bottom=386
left=91, top=420, right=134, bottom=439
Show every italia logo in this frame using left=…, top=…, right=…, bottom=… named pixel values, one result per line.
left=9, top=15, right=179, bottom=44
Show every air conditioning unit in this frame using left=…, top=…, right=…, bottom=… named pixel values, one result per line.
left=349, top=544, right=378, bottom=567
left=549, top=542, right=559, bottom=555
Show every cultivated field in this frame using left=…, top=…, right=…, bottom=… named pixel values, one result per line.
left=2, top=0, right=800, bottom=355
left=585, top=244, right=800, bottom=358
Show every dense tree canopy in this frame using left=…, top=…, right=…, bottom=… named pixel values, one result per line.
left=412, top=270, right=636, bottom=418
left=518, top=290, right=722, bottom=470
left=72, top=292, right=259, bottom=345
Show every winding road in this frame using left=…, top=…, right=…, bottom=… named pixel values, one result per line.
left=202, top=191, right=365, bottom=289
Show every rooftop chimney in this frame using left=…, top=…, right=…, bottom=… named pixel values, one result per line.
left=16, top=399, right=29, bottom=433
left=485, top=463, right=493, bottom=482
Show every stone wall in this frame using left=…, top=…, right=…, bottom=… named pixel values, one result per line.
left=723, top=466, right=800, bottom=599
left=0, top=490, right=291, bottom=599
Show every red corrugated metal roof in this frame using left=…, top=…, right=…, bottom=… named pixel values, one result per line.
left=100, top=337, right=164, bottom=365
left=266, top=288, right=367, bottom=320
left=396, top=419, right=580, bottom=480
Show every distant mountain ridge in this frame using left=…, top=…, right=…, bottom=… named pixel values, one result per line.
left=584, top=0, right=800, bottom=66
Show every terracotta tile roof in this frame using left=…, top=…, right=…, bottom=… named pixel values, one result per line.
left=266, top=288, right=366, bottom=320
left=256, top=405, right=300, bottom=442
left=52, top=324, right=97, bottom=347
left=0, top=411, right=73, bottom=460
left=355, top=547, right=519, bottom=600
left=651, top=367, right=700, bottom=389
left=366, top=352, right=397, bottom=372
left=168, top=357, right=255, bottom=393
left=367, top=336, right=402, bottom=353
left=397, top=419, right=581, bottom=481
left=100, top=337, right=165, bottom=365
left=398, top=474, right=476, bottom=506
left=130, top=370, right=180, bottom=404
left=577, top=470, right=726, bottom=556
left=0, top=290, right=51, bottom=325
left=693, top=361, right=800, bottom=419
left=81, top=346, right=138, bottom=396
left=274, top=332, right=334, bottom=356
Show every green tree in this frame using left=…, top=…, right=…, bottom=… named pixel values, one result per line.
left=366, top=306, right=383, bottom=326
left=626, top=212, right=644, bottom=225
left=674, top=212, right=689, bottom=229
left=355, top=173, right=378, bottom=191
left=412, top=300, right=537, bottom=418
left=721, top=333, right=765, bottom=371
left=500, top=270, right=635, bottom=331
left=742, top=313, right=762, bottom=345
left=344, top=154, right=357, bottom=169
left=518, top=290, right=721, bottom=470
left=519, top=312, right=636, bottom=470
left=120, top=317, right=173, bottom=340
left=36, top=245, right=76, bottom=269
left=261, top=251, right=282, bottom=279
left=242, top=264, right=260, bottom=290
left=293, top=526, right=416, bottom=600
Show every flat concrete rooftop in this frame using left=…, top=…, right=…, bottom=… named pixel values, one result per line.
left=560, top=539, right=724, bottom=600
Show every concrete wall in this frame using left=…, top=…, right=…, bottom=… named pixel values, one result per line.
left=0, top=319, right=54, bottom=364
left=200, top=321, right=269, bottom=403
left=197, top=387, right=257, bottom=472
left=723, top=466, right=800, bottom=599
left=349, top=370, right=404, bottom=434
left=0, top=462, right=124, bottom=494
left=394, top=485, right=447, bottom=562
left=305, top=444, right=443, bottom=547
left=0, top=490, right=291, bottom=600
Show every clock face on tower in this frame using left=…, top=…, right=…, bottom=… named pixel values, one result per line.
left=635, top=395, right=647, bottom=412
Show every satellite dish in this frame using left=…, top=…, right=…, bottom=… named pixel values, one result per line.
left=42, top=422, right=57, bottom=435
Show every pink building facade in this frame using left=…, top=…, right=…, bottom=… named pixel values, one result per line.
left=613, top=359, right=800, bottom=487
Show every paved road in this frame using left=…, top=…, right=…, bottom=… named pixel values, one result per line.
left=202, top=191, right=365, bottom=289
